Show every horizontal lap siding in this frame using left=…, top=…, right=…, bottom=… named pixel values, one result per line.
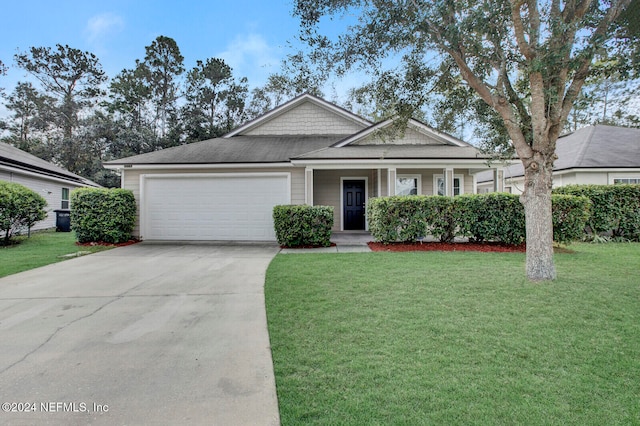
left=1, top=171, right=82, bottom=231
left=396, top=168, right=473, bottom=195
left=313, top=170, right=376, bottom=231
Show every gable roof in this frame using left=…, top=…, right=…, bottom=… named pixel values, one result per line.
left=0, top=142, right=98, bottom=186
left=333, top=118, right=471, bottom=147
left=555, top=124, right=640, bottom=169
left=105, top=136, right=344, bottom=165
left=105, top=94, right=488, bottom=167
left=477, top=124, right=640, bottom=182
left=224, top=93, right=372, bottom=137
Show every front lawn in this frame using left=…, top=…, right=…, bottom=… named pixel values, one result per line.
left=0, top=230, right=113, bottom=278
left=265, top=244, right=640, bottom=425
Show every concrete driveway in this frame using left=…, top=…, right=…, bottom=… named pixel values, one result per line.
left=0, top=243, right=281, bottom=425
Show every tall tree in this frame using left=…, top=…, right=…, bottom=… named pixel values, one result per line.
left=567, top=56, right=640, bottom=130
left=182, top=58, right=236, bottom=140
left=104, top=63, right=156, bottom=156
left=295, top=0, right=632, bottom=281
left=218, top=78, right=250, bottom=134
left=106, top=63, right=152, bottom=130
left=1, top=82, right=55, bottom=154
left=0, top=59, right=7, bottom=96
left=246, top=52, right=326, bottom=119
left=14, top=44, right=107, bottom=173
left=140, top=36, right=184, bottom=146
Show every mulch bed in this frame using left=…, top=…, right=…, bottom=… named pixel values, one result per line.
left=76, top=239, right=140, bottom=248
left=368, top=241, right=527, bottom=253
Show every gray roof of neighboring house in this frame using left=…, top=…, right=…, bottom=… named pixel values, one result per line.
left=477, top=124, right=640, bottom=183
left=293, top=144, right=489, bottom=160
left=0, top=142, right=98, bottom=186
left=554, top=124, right=640, bottom=169
left=105, top=136, right=346, bottom=165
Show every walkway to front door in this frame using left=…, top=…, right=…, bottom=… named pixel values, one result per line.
left=343, top=180, right=365, bottom=230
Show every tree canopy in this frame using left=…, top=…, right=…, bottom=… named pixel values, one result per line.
left=294, top=0, right=633, bottom=280
left=1, top=36, right=287, bottom=187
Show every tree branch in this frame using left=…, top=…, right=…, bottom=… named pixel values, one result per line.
left=561, top=0, right=632, bottom=121
left=510, top=0, right=536, bottom=60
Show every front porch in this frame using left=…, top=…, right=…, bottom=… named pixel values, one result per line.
left=302, top=166, right=505, bottom=232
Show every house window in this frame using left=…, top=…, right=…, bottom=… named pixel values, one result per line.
left=396, top=175, right=421, bottom=196
left=61, top=188, right=70, bottom=209
left=613, top=178, right=640, bottom=184
left=434, top=174, right=464, bottom=196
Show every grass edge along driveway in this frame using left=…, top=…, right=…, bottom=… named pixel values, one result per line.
left=265, top=244, right=640, bottom=425
left=0, top=231, right=112, bottom=278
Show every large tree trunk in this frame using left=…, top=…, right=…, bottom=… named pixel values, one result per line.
left=520, top=162, right=556, bottom=281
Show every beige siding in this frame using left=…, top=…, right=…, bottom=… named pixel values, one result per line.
left=394, top=169, right=473, bottom=195
left=245, top=101, right=364, bottom=135
left=122, top=167, right=304, bottom=238
left=574, top=172, right=608, bottom=185
left=1, top=171, right=83, bottom=231
left=353, top=126, right=444, bottom=145
left=313, top=170, right=376, bottom=231
left=312, top=168, right=476, bottom=231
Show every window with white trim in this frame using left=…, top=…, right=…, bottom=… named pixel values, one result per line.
left=613, top=178, right=640, bottom=184
left=61, top=188, right=70, bottom=209
left=395, top=175, right=421, bottom=196
left=434, top=174, right=464, bottom=196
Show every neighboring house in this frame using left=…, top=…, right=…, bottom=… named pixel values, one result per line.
left=0, top=142, right=99, bottom=231
left=477, top=124, right=640, bottom=194
left=104, top=94, right=499, bottom=242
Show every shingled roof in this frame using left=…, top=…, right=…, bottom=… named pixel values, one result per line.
left=292, top=144, right=488, bottom=160
left=0, top=142, right=98, bottom=186
left=477, top=124, right=640, bottom=182
left=105, top=136, right=344, bottom=165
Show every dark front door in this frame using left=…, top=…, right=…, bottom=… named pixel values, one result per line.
left=343, top=180, right=365, bottom=230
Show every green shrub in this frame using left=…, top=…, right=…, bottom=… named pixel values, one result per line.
left=368, top=193, right=590, bottom=245
left=455, top=193, right=526, bottom=245
left=423, top=196, right=457, bottom=242
left=551, top=194, right=592, bottom=244
left=71, top=188, right=136, bottom=243
left=367, top=196, right=427, bottom=243
left=368, top=196, right=457, bottom=243
left=553, top=184, right=640, bottom=241
left=273, top=205, right=334, bottom=247
left=0, top=181, right=47, bottom=244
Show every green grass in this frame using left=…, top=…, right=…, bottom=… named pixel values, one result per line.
left=0, top=230, right=113, bottom=278
left=265, top=244, right=640, bottom=425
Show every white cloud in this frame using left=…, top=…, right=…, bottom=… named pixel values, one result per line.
left=218, top=33, right=281, bottom=86
left=85, top=13, right=125, bottom=46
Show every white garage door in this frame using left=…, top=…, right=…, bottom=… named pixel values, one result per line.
left=142, top=173, right=290, bottom=241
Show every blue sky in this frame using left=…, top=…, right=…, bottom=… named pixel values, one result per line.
left=0, top=0, right=329, bottom=97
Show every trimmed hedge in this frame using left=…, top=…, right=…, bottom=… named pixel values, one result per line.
left=551, top=195, right=592, bottom=244
left=455, top=193, right=526, bottom=245
left=273, top=205, right=334, bottom=247
left=368, top=193, right=591, bottom=245
left=0, top=181, right=47, bottom=244
left=553, top=184, right=640, bottom=241
left=71, top=188, right=136, bottom=243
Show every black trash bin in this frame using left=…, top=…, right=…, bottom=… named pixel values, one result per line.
left=54, top=209, right=71, bottom=232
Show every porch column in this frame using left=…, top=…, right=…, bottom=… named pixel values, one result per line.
left=493, top=168, right=504, bottom=193
left=444, top=168, right=454, bottom=197
left=377, top=168, right=382, bottom=197
left=387, top=168, right=397, bottom=196
left=305, top=167, right=314, bottom=205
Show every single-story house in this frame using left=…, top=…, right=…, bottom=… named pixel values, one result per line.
left=104, top=94, right=501, bottom=241
left=0, top=142, right=100, bottom=231
left=477, top=124, right=640, bottom=194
